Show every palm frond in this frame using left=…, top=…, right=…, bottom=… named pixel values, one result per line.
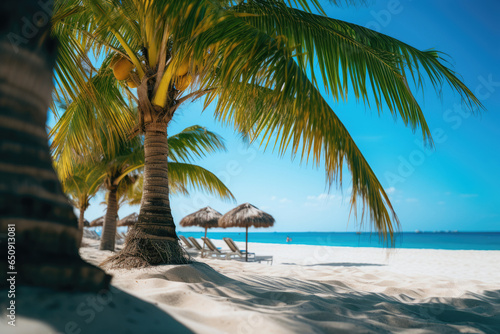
left=226, top=1, right=483, bottom=144
left=168, top=162, right=235, bottom=202
left=168, top=125, right=226, bottom=163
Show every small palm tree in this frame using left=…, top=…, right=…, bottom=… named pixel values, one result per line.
left=88, top=133, right=144, bottom=251
left=51, top=87, right=236, bottom=251
left=77, top=125, right=234, bottom=252
left=55, top=160, right=100, bottom=244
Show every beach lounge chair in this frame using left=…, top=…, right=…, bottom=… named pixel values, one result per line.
left=179, top=235, right=195, bottom=249
left=201, top=237, right=239, bottom=260
left=188, top=236, right=215, bottom=257
left=223, top=238, right=273, bottom=265
left=179, top=236, right=201, bottom=256
left=115, top=232, right=124, bottom=244
left=190, top=237, right=226, bottom=258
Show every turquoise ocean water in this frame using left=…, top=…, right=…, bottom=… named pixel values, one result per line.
left=99, top=228, right=500, bottom=250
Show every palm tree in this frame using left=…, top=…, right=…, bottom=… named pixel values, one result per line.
left=89, top=125, right=235, bottom=252
left=51, top=52, right=235, bottom=256
left=52, top=99, right=235, bottom=252
left=51, top=0, right=483, bottom=267
left=89, top=133, right=144, bottom=251
left=0, top=0, right=109, bottom=290
left=55, top=160, right=100, bottom=244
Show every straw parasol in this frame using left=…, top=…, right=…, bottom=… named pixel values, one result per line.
left=179, top=207, right=222, bottom=257
left=219, top=203, right=275, bottom=261
left=89, top=215, right=119, bottom=227
left=89, top=216, right=105, bottom=227
left=118, top=213, right=138, bottom=227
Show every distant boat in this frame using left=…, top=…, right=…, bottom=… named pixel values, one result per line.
left=415, top=230, right=421, bottom=233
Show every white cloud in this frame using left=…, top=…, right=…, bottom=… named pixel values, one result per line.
left=270, top=196, right=291, bottom=204
left=307, top=193, right=336, bottom=201
left=406, top=198, right=419, bottom=203
left=385, top=187, right=396, bottom=194
left=438, top=201, right=445, bottom=205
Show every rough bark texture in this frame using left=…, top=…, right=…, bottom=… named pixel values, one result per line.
left=104, top=123, right=189, bottom=268
left=0, top=0, right=110, bottom=290
left=99, top=187, right=118, bottom=251
left=78, top=207, right=85, bottom=245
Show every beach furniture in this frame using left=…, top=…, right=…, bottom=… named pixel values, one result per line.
left=223, top=238, right=273, bottom=265
left=188, top=237, right=204, bottom=251
left=201, top=237, right=238, bottom=260
left=219, top=203, right=275, bottom=262
left=83, top=229, right=95, bottom=239
left=179, top=235, right=195, bottom=249
left=90, top=230, right=100, bottom=239
left=188, top=236, right=210, bottom=257
left=179, top=207, right=221, bottom=255
left=177, top=236, right=200, bottom=257
left=189, top=237, right=220, bottom=258
left=115, top=232, right=124, bottom=244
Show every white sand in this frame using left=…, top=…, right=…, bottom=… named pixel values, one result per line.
left=2, top=238, right=500, bottom=333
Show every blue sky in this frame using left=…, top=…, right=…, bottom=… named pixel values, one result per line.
left=67, top=0, right=500, bottom=233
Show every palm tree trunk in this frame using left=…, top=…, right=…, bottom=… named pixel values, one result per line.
left=0, top=0, right=110, bottom=290
left=104, top=123, right=188, bottom=268
left=78, top=208, right=86, bottom=244
left=100, top=187, right=118, bottom=251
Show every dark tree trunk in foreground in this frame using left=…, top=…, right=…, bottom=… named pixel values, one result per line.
left=0, top=0, right=110, bottom=290
left=105, top=123, right=188, bottom=268
left=100, top=187, right=118, bottom=251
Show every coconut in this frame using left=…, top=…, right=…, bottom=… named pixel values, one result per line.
left=176, top=59, right=190, bottom=77
left=113, top=57, right=135, bottom=81
left=126, top=79, right=138, bottom=88
left=176, top=75, right=192, bottom=91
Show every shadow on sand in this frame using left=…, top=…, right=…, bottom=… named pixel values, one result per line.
left=0, top=286, right=193, bottom=334
left=4, top=262, right=499, bottom=333
left=281, top=262, right=385, bottom=267
left=163, top=262, right=500, bottom=333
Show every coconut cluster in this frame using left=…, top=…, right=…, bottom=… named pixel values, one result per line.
left=111, top=56, right=138, bottom=88
left=174, top=59, right=192, bottom=92
left=111, top=53, right=197, bottom=92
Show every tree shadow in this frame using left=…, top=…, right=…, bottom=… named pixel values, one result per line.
left=7, top=262, right=499, bottom=333
left=0, top=286, right=193, bottom=334
left=171, top=262, right=500, bottom=333
left=281, top=262, right=385, bottom=267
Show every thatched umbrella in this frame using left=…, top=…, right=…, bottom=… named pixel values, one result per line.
left=89, top=216, right=104, bottom=227
left=89, top=215, right=119, bottom=227
left=118, top=213, right=138, bottom=227
left=179, top=207, right=222, bottom=257
left=219, top=203, right=275, bottom=261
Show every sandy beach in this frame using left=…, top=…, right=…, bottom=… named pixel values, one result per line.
left=2, top=238, right=499, bottom=334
